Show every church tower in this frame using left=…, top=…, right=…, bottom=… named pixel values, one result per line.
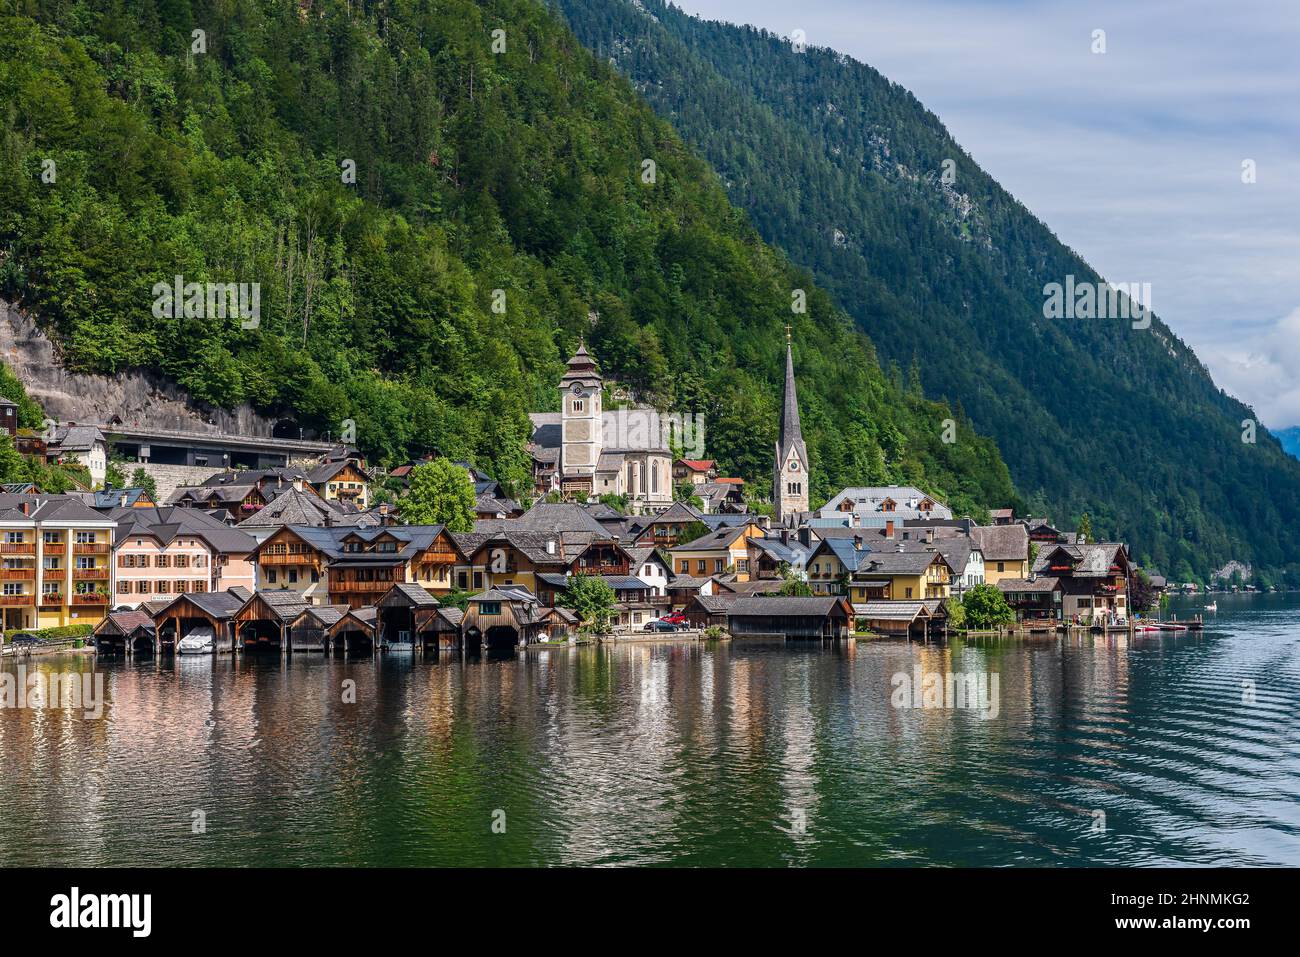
left=774, top=336, right=809, bottom=524
left=559, top=342, right=603, bottom=496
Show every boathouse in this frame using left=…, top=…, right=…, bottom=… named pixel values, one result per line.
left=853, top=599, right=946, bottom=639
left=233, top=590, right=311, bottom=654
left=287, top=605, right=351, bottom=653
left=377, top=582, right=462, bottom=650
left=93, top=608, right=156, bottom=656
left=462, top=587, right=547, bottom=650
left=725, top=596, right=853, bottom=639
left=151, top=589, right=248, bottom=654
left=325, top=607, right=376, bottom=656
left=685, top=593, right=736, bottom=629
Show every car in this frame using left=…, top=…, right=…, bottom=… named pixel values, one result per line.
left=643, top=619, right=682, bottom=633
left=661, top=613, right=689, bottom=625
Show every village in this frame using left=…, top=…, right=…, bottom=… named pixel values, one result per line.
left=0, top=340, right=1187, bottom=658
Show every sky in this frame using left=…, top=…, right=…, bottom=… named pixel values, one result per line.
left=673, top=0, right=1300, bottom=428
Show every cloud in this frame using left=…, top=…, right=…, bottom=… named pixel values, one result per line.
left=674, top=0, right=1300, bottom=423
left=1209, top=307, right=1300, bottom=429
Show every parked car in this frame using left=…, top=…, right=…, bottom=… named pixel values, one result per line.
left=660, top=613, right=689, bottom=626
left=643, top=617, right=688, bottom=632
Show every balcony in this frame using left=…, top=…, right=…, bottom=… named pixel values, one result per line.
left=331, top=579, right=395, bottom=593
left=73, top=568, right=110, bottom=580
left=1, top=543, right=35, bottom=555
left=71, top=592, right=108, bottom=605
left=260, top=552, right=321, bottom=566
left=0, top=594, right=34, bottom=606
left=0, top=569, right=35, bottom=580
left=42, top=543, right=66, bottom=555
left=40, top=592, right=63, bottom=606
left=73, top=543, right=110, bottom=554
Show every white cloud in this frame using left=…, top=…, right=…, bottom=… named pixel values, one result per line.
left=1210, top=307, right=1300, bottom=429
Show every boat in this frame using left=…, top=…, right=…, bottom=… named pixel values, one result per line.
left=176, top=625, right=216, bottom=655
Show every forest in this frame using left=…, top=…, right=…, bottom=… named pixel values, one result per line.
left=0, top=0, right=1016, bottom=520
left=554, top=0, right=1300, bottom=583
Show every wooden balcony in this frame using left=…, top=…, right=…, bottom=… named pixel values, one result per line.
left=40, top=592, right=63, bottom=606
left=73, top=543, right=110, bottom=554
left=1, top=543, right=35, bottom=555
left=73, top=568, right=110, bottom=580
left=0, top=594, right=34, bottom=606
left=260, top=551, right=321, bottom=566
left=42, top=543, right=66, bottom=555
left=330, top=579, right=396, bottom=593
left=71, top=592, right=108, bottom=605
left=0, top=568, right=35, bottom=580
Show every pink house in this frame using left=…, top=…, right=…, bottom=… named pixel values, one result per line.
left=108, top=506, right=257, bottom=608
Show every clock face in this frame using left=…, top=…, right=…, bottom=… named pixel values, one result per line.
left=790, top=460, right=800, bottom=472
left=570, top=382, right=584, bottom=396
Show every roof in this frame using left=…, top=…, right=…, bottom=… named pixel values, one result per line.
left=379, top=582, right=440, bottom=608
left=776, top=343, right=808, bottom=473
left=666, top=575, right=712, bottom=590
left=49, top=424, right=106, bottom=451
left=243, top=589, right=313, bottom=622
left=91, top=487, right=153, bottom=508
left=853, top=600, right=933, bottom=621
left=676, top=459, right=715, bottom=472
left=94, top=609, right=156, bottom=636
left=0, top=494, right=114, bottom=524
left=154, top=589, right=248, bottom=621
left=109, top=505, right=258, bottom=554
left=728, top=595, right=850, bottom=618
left=996, top=576, right=1062, bottom=594
left=818, top=486, right=952, bottom=521
left=691, top=594, right=738, bottom=614
left=852, top=549, right=952, bottom=576
left=971, top=524, right=1030, bottom=562
left=674, top=524, right=753, bottom=551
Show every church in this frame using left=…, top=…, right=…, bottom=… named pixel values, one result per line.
left=527, top=344, right=675, bottom=513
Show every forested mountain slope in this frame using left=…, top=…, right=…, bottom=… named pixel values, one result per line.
left=554, top=0, right=1300, bottom=581
left=0, top=0, right=1014, bottom=516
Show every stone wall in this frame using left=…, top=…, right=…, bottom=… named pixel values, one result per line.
left=1, top=298, right=279, bottom=434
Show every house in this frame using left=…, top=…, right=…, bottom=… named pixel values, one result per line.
left=527, top=344, right=674, bottom=512
left=46, top=424, right=108, bottom=487
left=673, top=459, right=717, bottom=486
left=670, top=521, right=765, bottom=580
left=90, top=486, right=156, bottom=509
left=150, top=588, right=249, bottom=654
left=726, top=596, right=854, bottom=639
left=970, top=524, right=1030, bottom=586
left=664, top=574, right=714, bottom=610
left=685, top=593, right=737, bottom=628
left=697, top=478, right=747, bottom=514
left=235, top=487, right=383, bottom=540
left=0, top=494, right=116, bottom=630
left=996, top=577, right=1064, bottom=623
left=803, top=535, right=876, bottom=594
left=847, top=548, right=954, bottom=604
left=91, top=608, right=156, bottom=656
left=306, top=459, right=373, bottom=508
left=817, top=486, right=953, bottom=526
left=0, top=397, right=17, bottom=437
left=109, top=505, right=258, bottom=607
left=1031, top=543, right=1134, bottom=624
left=990, top=508, right=1016, bottom=525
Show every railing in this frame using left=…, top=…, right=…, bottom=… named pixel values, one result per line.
left=331, top=580, right=394, bottom=593
left=0, top=594, right=33, bottom=606
left=42, top=544, right=66, bottom=555
left=0, top=543, right=35, bottom=554
left=0, top=569, right=35, bottom=580
left=260, top=552, right=320, bottom=565
left=71, top=592, right=108, bottom=604
left=40, top=593, right=63, bottom=606
left=74, top=543, right=111, bottom=554
left=73, top=568, right=110, bottom=580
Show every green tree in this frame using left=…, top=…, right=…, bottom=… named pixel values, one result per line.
left=561, top=574, right=616, bottom=633
left=0, top=433, right=25, bottom=483
left=1077, top=512, right=1093, bottom=543
left=129, top=468, right=159, bottom=500
left=961, top=583, right=1016, bottom=629
left=400, top=460, right=476, bottom=531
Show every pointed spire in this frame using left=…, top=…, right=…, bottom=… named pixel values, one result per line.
left=779, top=342, right=803, bottom=451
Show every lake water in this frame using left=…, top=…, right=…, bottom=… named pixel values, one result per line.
left=2, top=593, right=1297, bottom=867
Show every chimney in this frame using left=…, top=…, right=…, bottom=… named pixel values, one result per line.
left=20, top=501, right=29, bottom=516
left=546, top=539, right=556, bottom=555
left=885, top=519, right=894, bottom=538
left=853, top=535, right=863, bottom=552
left=926, top=528, right=935, bottom=544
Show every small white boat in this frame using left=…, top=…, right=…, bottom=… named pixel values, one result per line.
left=177, top=625, right=216, bottom=655
left=1204, top=602, right=1217, bottom=612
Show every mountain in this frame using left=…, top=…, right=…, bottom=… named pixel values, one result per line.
left=1273, top=428, right=1300, bottom=461
left=553, top=0, right=1300, bottom=582
left=0, top=0, right=1015, bottom=516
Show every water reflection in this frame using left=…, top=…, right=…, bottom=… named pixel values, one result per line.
left=1, top=594, right=1297, bottom=866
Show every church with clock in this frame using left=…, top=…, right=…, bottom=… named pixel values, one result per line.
left=527, top=343, right=674, bottom=513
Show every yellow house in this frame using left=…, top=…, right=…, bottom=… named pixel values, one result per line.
left=308, top=461, right=373, bottom=509
left=972, top=525, right=1030, bottom=586
left=848, top=549, right=953, bottom=603
left=0, top=495, right=116, bottom=631
left=670, top=522, right=765, bottom=581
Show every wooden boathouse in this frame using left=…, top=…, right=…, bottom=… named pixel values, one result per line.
left=93, top=609, right=156, bottom=656
left=726, top=596, right=854, bottom=639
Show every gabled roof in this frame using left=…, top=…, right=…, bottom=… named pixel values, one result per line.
left=728, top=595, right=850, bottom=618
left=853, top=549, right=953, bottom=576
left=674, top=523, right=754, bottom=551
left=379, top=582, right=440, bottom=608
left=110, top=505, right=258, bottom=554
left=971, top=524, right=1029, bottom=562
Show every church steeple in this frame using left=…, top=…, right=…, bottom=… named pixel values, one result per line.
left=774, top=338, right=809, bottom=524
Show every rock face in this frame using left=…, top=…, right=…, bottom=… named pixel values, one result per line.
left=0, top=298, right=277, bottom=434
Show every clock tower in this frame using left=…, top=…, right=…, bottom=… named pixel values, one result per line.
left=559, top=342, right=603, bottom=495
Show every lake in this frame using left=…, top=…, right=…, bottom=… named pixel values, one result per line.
left=2, top=593, right=1297, bottom=866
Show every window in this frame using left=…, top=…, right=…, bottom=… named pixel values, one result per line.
left=267, top=570, right=277, bottom=584
left=75, top=531, right=95, bottom=544
left=43, top=583, right=61, bottom=596
left=5, top=532, right=22, bottom=544
left=288, top=570, right=298, bottom=584
left=679, top=561, right=689, bottom=574
left=43, top=531, right=61, bottom=543
left=480, top=601, right=501, bottom=616
left=43, top=558, right=61, bottom=570
left=3, top=583, right=22, bottom=596
left=155, top=555, right=170, bottom=568
left=76, top=557, right=95, bottom=570
left=905, top=587, right=914, bottom=599
left=696, top=560, right=706, bottom=574
left=571, top=399, right=584, bottom=413
left=997, top=562, right=1005, bottom=573
left=714, top=559, right=724, bottom=574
